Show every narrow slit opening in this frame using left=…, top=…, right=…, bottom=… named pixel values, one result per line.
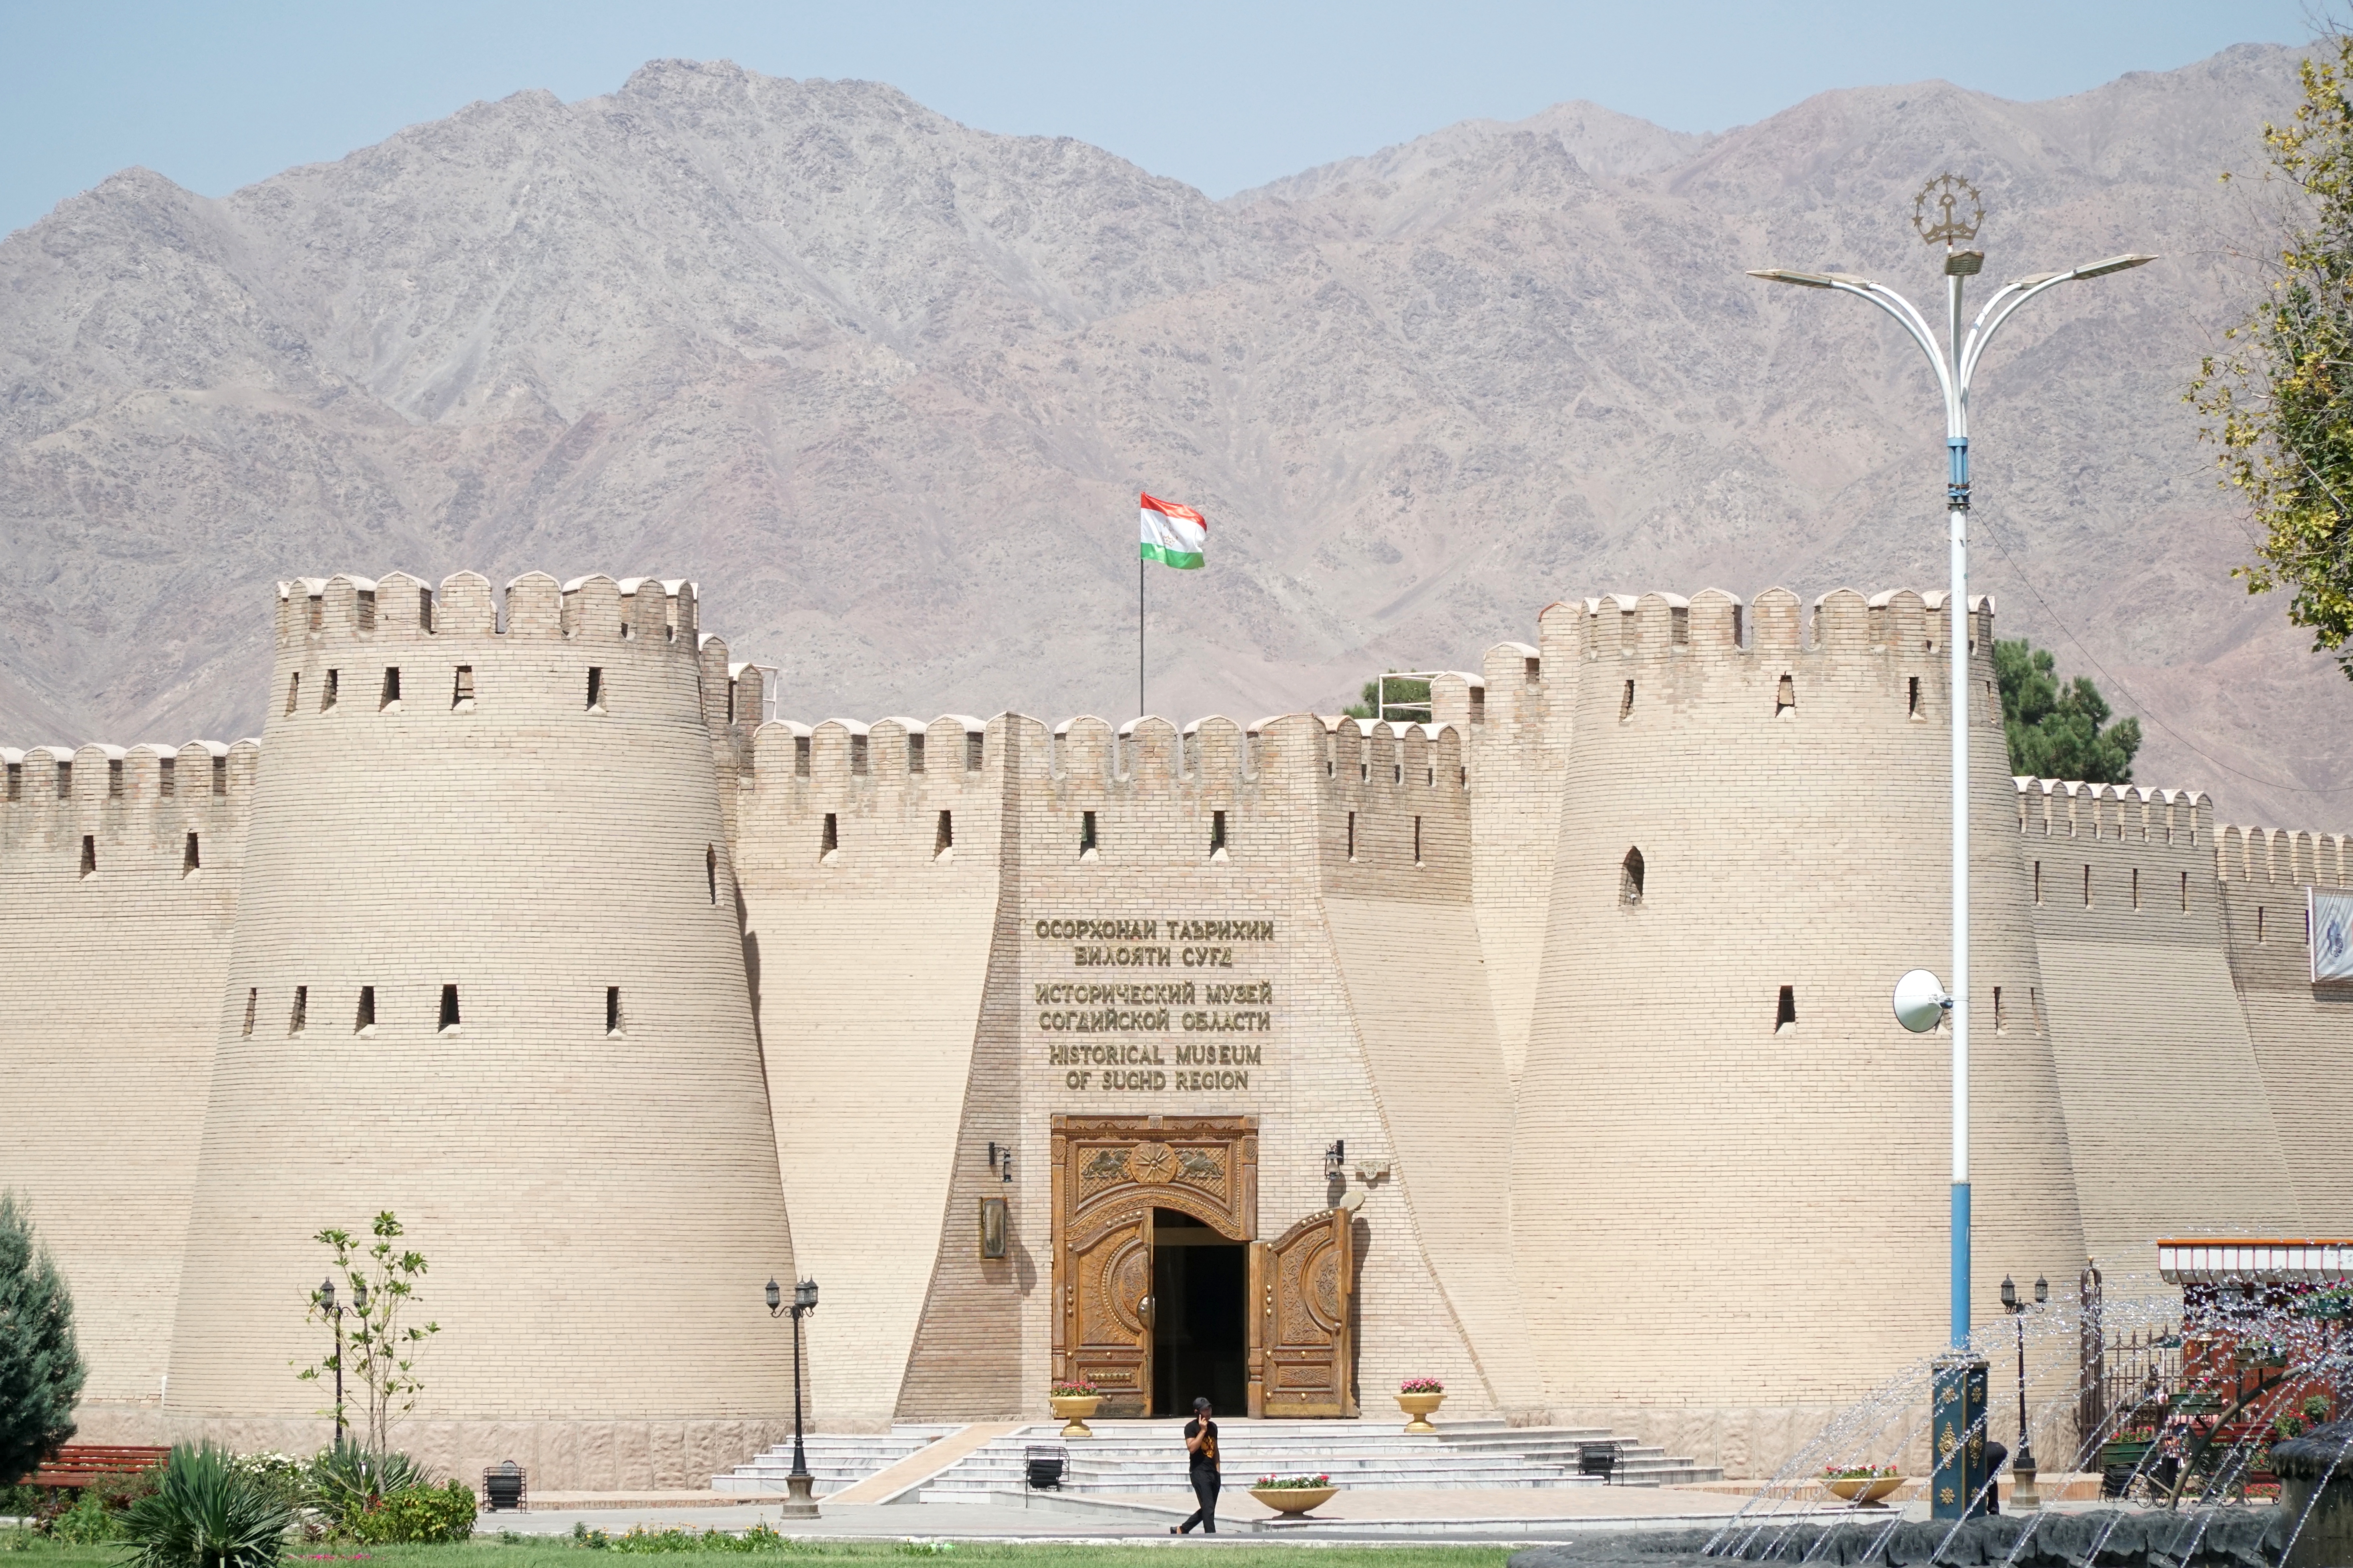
left=1908, top=676, right=1921, bottom=718
left=1776, top=673, right=1796, bottom=717
left=586, top=667, right=605, bottom=711
left=1080, top=809, right=1097, bottom=857
left=286, top=671, right=301, bottom=715
left=379, top=667, right=402, bottom=711
left=452, top=665, right=475, bottom=709
left=1619, top=680, right=1635, bottom=721
left=1620, top=847, right=1645, bottom=905
left=324, top=669, right=339, bottom=711
left=159, top=757, right=175, bottom=797
left=241, top=987, right=257, bottom=1038
left=606, top=986, right=624, bottom=1036
left=108, top=758, right=123, bottom=797
left=78, top=835, right=95, bottom=877
left=1347, top=811, right=1357, bottom=861
left=355, top=986, right=375, bottom=1034
left=1211, top=809, right=1227, bottom=857
left=183, top=832, right=200, bottom=875
left=908, top=733, right=926, bottom=773
left=291, top=985, right=309, bottom=1035
left=212, top=757, right=227, bottom=796
left=438, top=984, right=460, bottom=1031
left=936, top=810, right=954, bottom=858
left=1413, top=815, right=1423, bottom=866
left=822, top=815, right=838, bottom=857
left=795, top=735, right=811, bottom=777
left=1775, top=985, right=1796, bottom=1033
left=850, top=735, right=869, bottom=776
left=965, top=731, right=984, bottom=771
left=707, top=844, right=719, bottom=900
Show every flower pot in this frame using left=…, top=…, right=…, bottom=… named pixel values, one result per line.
left=1049, top=1394, right=1101, bottom=1438
left=1397, top=1391, right=1445, bottom=1433
left=1823, top=1474, right=1905, bottom=1507
left=1250, top=1485, right=1339, bottom=1516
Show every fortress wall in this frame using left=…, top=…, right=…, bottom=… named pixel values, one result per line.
left=165, top=572, right=798, bottom=1490
left=2216, top=824, right=2353, bottom=1227
left=963, top=710, right=1502, bottom=1414
left=1452, top=600, right=1585, bottom=1082
left=1515, top=589, right=2083, bottom=1462
left=0, top=739, right=252, bottom=1415
left=1316, top=717, right=1547, bottom=1415
left=2023, top=784, right=2294, bottom=1281
left=734, top=711, right=1008, bottom=1430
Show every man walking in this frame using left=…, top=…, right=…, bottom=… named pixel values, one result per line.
left=1173, top=1395, right=1220, bottom=1534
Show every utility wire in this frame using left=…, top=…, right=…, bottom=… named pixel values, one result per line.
left=1975, top=509, right=2353, bottom=798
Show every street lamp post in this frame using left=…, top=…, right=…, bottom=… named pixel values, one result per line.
left=766, top=1277, right=822, bottom=1519
left=317, top=1277, right=345, bottom=1446
left=1751, top=173, right=2150, bottom=1522
left=2000, top=1273, right=2049, bottom=1512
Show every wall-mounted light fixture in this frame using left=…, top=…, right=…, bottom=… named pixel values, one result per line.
left=1323, top=1139, right=1346, bottom=1177
left=988, top=1140, right=1015, bottom=1182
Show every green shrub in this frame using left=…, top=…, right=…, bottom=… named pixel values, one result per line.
left=50, top=1491, right=123, bottom=1544
left=121, top=1444, right=291, bottom=1568
left=343, top=1480, right=474, bottom=1544
left=0, top=1486, right=42, bottom=1518
left=303, top=1440, right=422, bottom=1530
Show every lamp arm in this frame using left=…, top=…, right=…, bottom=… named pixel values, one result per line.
left=1827, top=280, right=1958, bottom=420
left=1957, top=273, right=2073, bottom=391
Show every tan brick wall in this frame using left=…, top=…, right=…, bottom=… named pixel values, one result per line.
left=735, top=712, right=1007, bottom=1430
left=1513, top=588, right=2086, bottom=1411
left=2022, top=784, right=2297, bottom=1286
left=0, top=739, right=249, bottom=1411
left=2215, top=824, right=2353, bottom=1229
left=161, top=571, right=798, bottom=1489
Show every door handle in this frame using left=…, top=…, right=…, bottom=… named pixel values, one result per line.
left=1140, top=1295, right=1155, bottom=1328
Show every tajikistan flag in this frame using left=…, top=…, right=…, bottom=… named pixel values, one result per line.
left=1140, top=493, right=1207, bottom=570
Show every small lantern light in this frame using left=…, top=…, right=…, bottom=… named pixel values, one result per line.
left=352, top=1277, right=368, bottom=1313
left=2034, top=1275, right=2048, bottom=1306
left=1999, top=1275, right=2017, bottom=1311
left=319, top=1277, right=337, bottom=1313
left=795, top=1277, right=819, bottom=1313
left=764, top=1277, right=782, bottom=1313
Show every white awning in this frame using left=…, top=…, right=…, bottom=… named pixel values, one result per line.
left=2157, top=1239, right=2353, bottom=1284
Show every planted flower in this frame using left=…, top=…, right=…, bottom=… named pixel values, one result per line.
left=1049, top=1379, right=1099, bottom=1398
left=1821, top=1464, right=1900, bottom=1480
left=1252, top=1474, right=1334, bottom=1489
left=1399, top=1377, right=1444, bottom=1394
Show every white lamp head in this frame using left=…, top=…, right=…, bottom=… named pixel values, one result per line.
left=1892, top=969, right=1952, bottom=1034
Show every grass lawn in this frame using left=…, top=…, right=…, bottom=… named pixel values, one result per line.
left=3, top=1538, right=1519, bottom=1568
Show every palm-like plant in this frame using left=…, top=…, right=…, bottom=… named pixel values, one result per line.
left=122, top=1444, right=293, bottom=1568
left=305, top=1438, right=423, bottom=1528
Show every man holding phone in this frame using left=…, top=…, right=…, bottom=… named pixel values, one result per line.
left=1173, top=1396, right=1220, bottom=1534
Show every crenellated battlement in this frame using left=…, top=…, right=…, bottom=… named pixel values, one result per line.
left=2216, top=822, right=2353, bottom=887
left=2015, top=778, right=2214, bottom=848
left=2, top=740, right=258, bottom=819
left=1561, top=585, right=1983, bottom=661
left=273, top=570, right=703, bottom=649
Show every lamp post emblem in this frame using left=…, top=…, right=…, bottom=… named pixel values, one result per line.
left=1912, top=173, right=1984, bottom=249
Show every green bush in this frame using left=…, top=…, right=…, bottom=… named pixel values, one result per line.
left=0, top=1193, right=85, bottom=1498
left=343, top=1481, right=475, bottom=1545
left=121, top=1444, right=291, bottom=1568
left=49, top=1491, right=123, bottom=1544
left=303, top=1440, right=422, bottom=1529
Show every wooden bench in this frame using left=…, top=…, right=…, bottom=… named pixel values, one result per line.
left=20, top=1446, right=171, bottom=1490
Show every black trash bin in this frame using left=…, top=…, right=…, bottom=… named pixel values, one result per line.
left=1025, top=1445, right=1065, bottom=1490
left=483, top=1460, right=526, bottom=1512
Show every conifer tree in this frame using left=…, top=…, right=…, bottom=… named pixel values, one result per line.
left=0, top=1191, right=85, bottom=1487
left=1996, top=638, right=2142, bottom=784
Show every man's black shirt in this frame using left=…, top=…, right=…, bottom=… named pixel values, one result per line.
left=1184, top=1417, right=1220, bottom=1472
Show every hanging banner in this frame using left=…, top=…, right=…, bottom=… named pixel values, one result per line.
left=2310, top=888, right=2353, bottom=983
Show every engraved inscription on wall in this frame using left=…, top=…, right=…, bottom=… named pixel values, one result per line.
left=1033, top=918, right=1274, bottom=1094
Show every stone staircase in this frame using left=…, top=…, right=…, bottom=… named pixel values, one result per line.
left=711, top=1425, right=959, bottom=1495
left=713, top=1417, right=1722, bottom=1499
left=914, top=1418, right=1721, bottom=1498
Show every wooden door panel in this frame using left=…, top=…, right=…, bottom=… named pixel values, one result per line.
left=1252, top=1209, right=1355, bottom=1417
left=1067, top=1210, right=1152, bottom=1415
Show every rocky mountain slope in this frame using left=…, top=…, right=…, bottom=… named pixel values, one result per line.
left=1, top=45, right=2339, bottom=826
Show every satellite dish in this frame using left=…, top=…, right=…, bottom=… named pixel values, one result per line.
left=1893, top=969, right=1951, bottom=1034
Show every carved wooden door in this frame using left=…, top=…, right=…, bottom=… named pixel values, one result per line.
left=1065, top=1207, right=1154, bottom=1415
left=1248, top=1209, right=1356, bottom=1417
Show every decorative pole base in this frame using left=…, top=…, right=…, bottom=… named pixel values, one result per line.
left=2011, top=1462, right=2040, bottom=1513
left=778, top=1471, right=820, bottom=1519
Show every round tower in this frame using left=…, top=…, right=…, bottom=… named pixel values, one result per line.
left=1512, top=586, right=2084, bottom=1464
left=166, top=570, right=798, bottom=1489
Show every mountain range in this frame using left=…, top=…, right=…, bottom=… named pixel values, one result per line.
left=1, top=43, right=2339, bottom=827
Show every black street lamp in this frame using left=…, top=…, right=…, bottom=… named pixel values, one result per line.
left=1999, top=1273, right=2048, bottom=1512
left=766, top=1277, right=821, bottom=1518
left=317, top=1277, right=345, bottom=1444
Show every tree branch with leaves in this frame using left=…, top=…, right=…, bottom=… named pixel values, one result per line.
left=2190, top=32, right=2353, bottom=677
left=294, top=1212, right=438, bottom=1457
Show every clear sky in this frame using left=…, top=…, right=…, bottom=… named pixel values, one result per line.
left=0, top=0, right=2310, bottom=238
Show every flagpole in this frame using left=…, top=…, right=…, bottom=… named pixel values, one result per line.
left=1138, top=552, right=1146, bottom=721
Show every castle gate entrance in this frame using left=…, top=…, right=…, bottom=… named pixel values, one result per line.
left=1051, top=1115, right=1356, bottom=1417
